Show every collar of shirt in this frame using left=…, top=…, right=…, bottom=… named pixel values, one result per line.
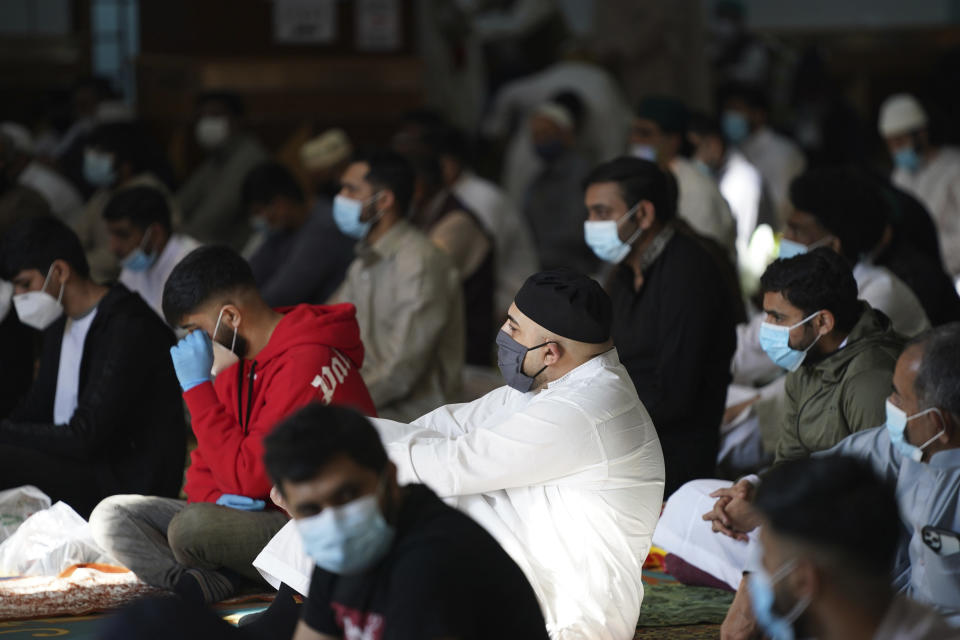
left=927, top=446, right=960, bottom=469
left=544, top=348, right=620, bottom=390
left=356, top=219, right=412, bottom=266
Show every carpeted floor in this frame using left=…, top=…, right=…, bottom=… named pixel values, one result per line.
left=0, top=572, right=731, bottom=639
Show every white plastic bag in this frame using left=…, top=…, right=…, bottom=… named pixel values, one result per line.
left=0, top=501, right=115, bottom=576
left=0, top=485, right=51, bottom=543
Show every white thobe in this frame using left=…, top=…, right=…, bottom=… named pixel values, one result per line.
left=452, top=170, right=539, bottom=316
left=254, top=350, right=665, bottom=640
left=671, top=157, right=737, bottom=256
left=853, top=262, right=930, bottom=338
left=739, top=127, right=806, bottom=231
left=19, top=161, right=82, bottom=222
left=119, top=234, right=201, bottom=321
left=892, top=147, right=960, bottom=279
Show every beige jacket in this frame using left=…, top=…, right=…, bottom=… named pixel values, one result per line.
left=332, top=219, right=464, bottom=421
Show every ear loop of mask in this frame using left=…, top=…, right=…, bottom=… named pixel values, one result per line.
left=364, top=191, right=386, bottom=228
left=618, top=202, right=645, bottom=246
left=789, top=310, right=825, bottom=353
left=42, top=264, right=65, bottom=305
left=770, top=559, right=813, bottom=626
left=524, top=341, right=555, bottom=380
left=913, top=408, right=946, bottom=450
left=214, top=307, right=238, bottom=354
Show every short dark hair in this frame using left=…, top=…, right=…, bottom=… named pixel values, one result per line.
left=909, top=322, right=960, bottom=417
left=1, top=216, right=89, bottom=280
left=241, top=162, right=304, bottom=208
left=196, top=90, right=244, bottom=117
left=582, top=156, right=676, bottom=223
left=161, top=245, right=256, bottom=326
left=760, top=247, right=861, bottom=333
left=102, top=185, right=172, bottom=233
left=264, top=404, right=388, bottom=490
left=352, top=148, right=415, bottom=217
left=755, top=456, right=900, bottom=583
left=789, top=167, right=886, bottom=263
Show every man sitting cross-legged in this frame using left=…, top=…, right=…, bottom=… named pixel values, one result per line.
left=90, top=245, right=375, bottom=603
left=255, top=269, right=666, bottom=640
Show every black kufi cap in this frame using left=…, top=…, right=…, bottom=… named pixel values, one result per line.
left=514, top=269, right=612, bottom=343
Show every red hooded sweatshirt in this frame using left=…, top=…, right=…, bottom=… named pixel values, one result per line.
left=183, top=303, right=376, bottom=503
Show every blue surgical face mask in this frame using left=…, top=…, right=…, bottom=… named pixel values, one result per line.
left=121, top=226, right=158, bottom=272
left=295, top=483, right=395, bottom=575
left=496, top=330, right=553, bottom=392
left=722, top=111, right=751, bottom=145
left=333, top=193, right=382, bottom=240
left=584, top=202, right=643, bottom=263
left=778, top=235, right=833, bottom=260
left=630, top=144, right=657, bottom=161
left=758, top=311, right=823, bottom=372
left=893, top=146, right=921, bottom=173
left=884, top=399, right=944, bottom=463
left=748, top=556, right=810, bottom=640
left=83, top=149, right=116, bottom=188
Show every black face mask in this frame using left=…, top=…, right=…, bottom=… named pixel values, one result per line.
left=496, top=330, right=553, bottom=392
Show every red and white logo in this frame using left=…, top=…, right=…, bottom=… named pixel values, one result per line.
left=331, top=602, right=385, bottom=640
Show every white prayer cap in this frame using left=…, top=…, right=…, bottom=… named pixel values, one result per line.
left=0, top=122, right=34, bottom=154
left=532, top=102, right=575, bottom=131
left=878, top=93, right=928, bottom=137
left=300, top=128, right=353, bottom=171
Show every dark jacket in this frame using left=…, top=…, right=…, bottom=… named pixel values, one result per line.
left=0, top=283, right=186, bottom=499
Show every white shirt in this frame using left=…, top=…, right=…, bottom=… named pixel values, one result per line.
left=739, top=127, right=806, bottom=231
left=853, top=262, right=930, bottom=338
left=452, top=170, right=539, bottom=315
left=718, top=150, right=768, bottom=253
left=18, top=161, right=83, bottom=222
left=254, top=350, right=665, bottom=640
left=53, top=307, right=98, bottom=425
left=892, top=147, right=960, bottom=279
left=671, top=157, right=738, bottom=256
left=120, top=234, right=201, bottom=320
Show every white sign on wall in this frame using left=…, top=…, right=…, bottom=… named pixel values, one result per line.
left=273, top=0, right=336, bottom=44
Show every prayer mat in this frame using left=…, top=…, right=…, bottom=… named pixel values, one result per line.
left=637, top=570, right=734, bottom=630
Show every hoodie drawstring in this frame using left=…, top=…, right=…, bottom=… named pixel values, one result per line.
left=235, top=360, right=257, bottom=435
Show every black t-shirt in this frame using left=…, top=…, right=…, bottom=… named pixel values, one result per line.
left=302, top=484, right=548, bottom=640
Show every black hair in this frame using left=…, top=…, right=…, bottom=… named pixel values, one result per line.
left=351, top=148, right=415, bottom=217
left=86, top=122, right=176, bottom=190
left=241, top=162, right=305, bottom=208
left=788, top=167, right=887, bottom=263
left=760, top=247, right=861, bottom=333
left=754, top=456, right=900, bottom=582
left=264, top=404, right=388, bottom=490
left=196, top=91, right=245, bottom=117
left=582, top=156, right=676, bottom=223
left=1, top=216, right=90, bottom=280
left=908, top=322, right=960, bottom=417
left=102, top=185, right=172, bottom=233
left=687, top=111, right=723, bottom=138
left=161, top=245, right=256, bottom=327
left=550, top=90, right=587, bottom=133
left=719, top=81, right=769, bottom=112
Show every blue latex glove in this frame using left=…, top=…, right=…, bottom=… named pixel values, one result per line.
left=216, top=494, right=267, bottom=511
left=170, top=330, right=214, bottom=392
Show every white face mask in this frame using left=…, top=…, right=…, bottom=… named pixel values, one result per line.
left=210, top=306, right=240, bottom=377
left=12, top=265, right=65, bottom=331
left=195, top=116, right=231, bottom=150
left=0, top=279, right=12, bottom=323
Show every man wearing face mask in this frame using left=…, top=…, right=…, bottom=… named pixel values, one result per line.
left=583, top=156, right=738, bottom=495
left=241, top=162, right=353, bottom=307
left=256, top=269, right=666, bottom=640
left=329, top=149, right=464, bottom=421
left=880, top=93, right=960, bottom=288
left=521, top=92, right=600, bottom=275
left=177, top=91, right=267, bottom=252
left=631, top=96, right=738, bottom=258
left=98, top=404, right=549, bottom=640
left=746, top=456, right=956, bottom=640
left=0, top=217, right=185, bottom=518
left=89, top=245, right=376, bottom=604
left=74, top=121, right=179, bottom=283
left=103, top=185, right=200, bottom=320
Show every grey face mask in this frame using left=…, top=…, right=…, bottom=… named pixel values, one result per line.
left=496, top=330, right=553, bottom=392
